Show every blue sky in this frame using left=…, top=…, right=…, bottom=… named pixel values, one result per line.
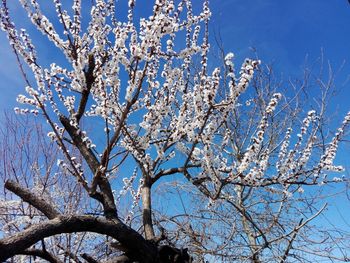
left=1, top=0, right=350, bottom=187
left=1, top=0, right=350, bottom=114
left=211, top=0, right=350, bottom=72
left=0, top=3, right=349, bottom=176
left=1, top=1, right=350, bottom=258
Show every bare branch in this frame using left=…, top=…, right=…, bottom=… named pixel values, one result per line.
left=5, top=179, right=60, bottom=219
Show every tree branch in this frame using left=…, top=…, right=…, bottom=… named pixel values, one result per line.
left=59, top=115, right=99, bottom=173
left=279, top=218, right=303, bottom=263
left=151, top=164, right=201, bottom=184
left=20, top=248, right=63, bottom=263
left=142, top=180, right=155, bottom=240
left=5, top=179, right=60, bottom=219
left=81, top=253, right=99, bottom=263
left=75, top=54, right=95, bottom=122
left=103, top=255, right=131, bottom=263
left=0, top=215, right=157, bottom=262
left=59, top=115, right=117, bottom=218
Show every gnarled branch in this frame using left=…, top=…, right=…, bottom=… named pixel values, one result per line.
left=0, top=215, right=157, bottom=262
left=5, top=179, right=60, bottom=219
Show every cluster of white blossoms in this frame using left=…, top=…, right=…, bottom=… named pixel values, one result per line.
left=275, top=110, right=318, bottom=181
left=319, top=111, right=350, bottom=171
left=0, top=0, right=349, bottom=206
left=119, top=169, right=138, bottom=198
left=236, top=93, right=282, bottom=183
left=115, top=169, right=144, bottom=224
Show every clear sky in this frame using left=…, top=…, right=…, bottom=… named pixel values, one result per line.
left=211, top=0, right=350, bottom=73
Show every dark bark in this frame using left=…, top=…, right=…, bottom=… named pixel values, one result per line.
left=2, top=180, right=157, bottom=262
left=0, top=215, right=158, bottom=262
left=75, top=53, right=95, bottom=122
left=20, top=248, right=63, bottom=263
left=103, top=255, right=131, bottom=263
left=59, top=115, right=100, bottom=174
left=104, top=245, right=193, bottom=263
left=158, top=246, right=192, bottom=263
left=59, top=115, right=117, bottom=218
left=142, top=182, right=155, bottom=240
left=81, top=253, right=99, bottom=263
left=5, top=180, right=60, bottom=219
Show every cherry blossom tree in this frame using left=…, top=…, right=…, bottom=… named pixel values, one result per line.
left=0, top=0, right=349, bottom=262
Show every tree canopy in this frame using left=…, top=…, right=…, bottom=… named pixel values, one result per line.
left=0, top=0, right=349, bottom=262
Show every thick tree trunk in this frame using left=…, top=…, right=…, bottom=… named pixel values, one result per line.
left=142, top=182, right=155, bottom=240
